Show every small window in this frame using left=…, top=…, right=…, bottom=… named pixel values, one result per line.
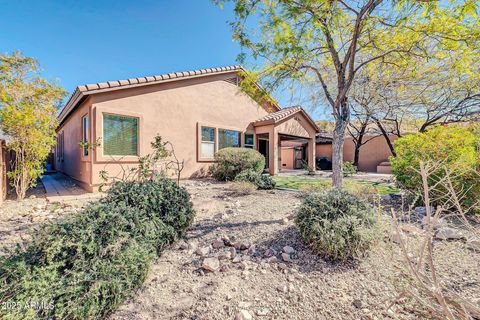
left=103, top=114, right=139, bottom=156
left=82, top=115, right=89, bottom=156
left=218, top=129, right=241, bottom=150
left=201, top=126, right=215, bottom=158
left=244, top=134, right=254, bottom=149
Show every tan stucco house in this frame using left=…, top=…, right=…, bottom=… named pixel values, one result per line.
left=55, top=66, right=320, bottom=192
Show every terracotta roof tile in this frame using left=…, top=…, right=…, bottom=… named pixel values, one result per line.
left=254, top=106, right=320, bottom=133
left=58, top=65, right=281, bottom=124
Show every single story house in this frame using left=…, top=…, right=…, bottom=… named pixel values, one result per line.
left=55, top=66, right=320, bottom=192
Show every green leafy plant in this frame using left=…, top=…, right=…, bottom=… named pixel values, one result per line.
left=0, top=52, right=66, bottom=199
left=234, top=169, right=276, bottom=190
left=390, top=125, right=480, bottom=214
left=210, top=147, right=265, bottom=181
left=296, top=188, right=381, bottom=261
left=0, top=177, right=194, bottom=319
left=342, top=161, right=357, bottom=177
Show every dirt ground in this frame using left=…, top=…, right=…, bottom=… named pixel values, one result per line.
left=0, top=179, right=478, bottom=319
left=110, top=180, right=479, bottom=320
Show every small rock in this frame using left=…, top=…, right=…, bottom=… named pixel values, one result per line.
left=212, top=238, right=225, bottom=249
left=281, top=253, right=292, bottom=262
left=229, top=247, right=237, bottom=259
left=353, top=299, right=362, bottom=308
left=177, top=240, right=189, bottom=250
left=235, top=310, right=252, bottom=320
left=29, top=195, right=36, bottom=199
left=256, top=308, right=270, bottom=316
left=282, top=217, right=289, bottom=224
left=263, top=248, right=277, bottom=258
left=226, top=294, right=233, bottom=301
left=196, top=246, right=211, bottom=257
left=201, top=257, right=220, bottom=272
left=283, top=246, right=295, bottom=254
left=232, top=256, right=242, bottom=263
left=277, top=285, right=288, bottom=293
left=219, top=264, right=230, bottom=272
left=421, top=216, right=443, bottom=230
left=265, top=256, right=278, bottom=263
left=218, top=251, right=232, bottom=260
left=435, top=227, right=465, bottom=240
left=466, top=239, right=480, bottom=252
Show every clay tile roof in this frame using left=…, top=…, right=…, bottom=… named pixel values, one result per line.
left=58, top=65, right=281, bottom=124
left=254, top=106, right=320, bottom=133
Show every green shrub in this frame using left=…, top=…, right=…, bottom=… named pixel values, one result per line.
left=210, top=147, right=265, bottom=181
left=296, top=188, right=380, bottom=261
left=390, top=125, right=480, bottom=213
left=343, top=161, right=357, bottom=177
left=234, top=169, right=276, bottom=190
left=0, top=178, right=194, bottom=319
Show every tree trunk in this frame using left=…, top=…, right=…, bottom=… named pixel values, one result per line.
left=374, top=119, right=397, bottom=157
left=332, top=99, right=349, bottom=188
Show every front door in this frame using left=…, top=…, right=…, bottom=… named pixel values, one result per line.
left=258, top=139, right=269, bottom=169
left=294, top=147, right=304, bottom=169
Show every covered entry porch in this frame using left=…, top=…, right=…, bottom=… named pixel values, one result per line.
left=252, top=106, right=320, bottom=175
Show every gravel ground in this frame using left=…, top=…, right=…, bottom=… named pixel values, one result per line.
left=0, top=179, right=478, bottom=319
left=110, top=180, right=480, bottom=320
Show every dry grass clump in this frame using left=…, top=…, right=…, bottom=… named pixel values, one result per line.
left=387, top=162, right=480, bottom=320
left=227, top=181, right=257, bottom=196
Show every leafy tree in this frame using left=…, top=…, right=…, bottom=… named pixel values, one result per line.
left=0, top=52, right=65, bottom=199
left=214, top=0, right=479, bottom=187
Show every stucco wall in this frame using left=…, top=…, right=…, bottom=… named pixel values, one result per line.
left=316, top=144, right=333, bottom=159
left=343, top=135, right=397, bottom=172
left=81, top=74, right=271, bottom=189
left=55, top=98, right=92, bottom=190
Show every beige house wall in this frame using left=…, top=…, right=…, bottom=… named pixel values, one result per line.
left=57, top=74, right=271, bottom=191
left=55, top=98, right=93, bottom=191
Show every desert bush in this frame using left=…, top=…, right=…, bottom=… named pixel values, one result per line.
left=296, top=188, right=380, bottom=261
left=228, top=180, right=257, bottom=195
left=343, top=161, right=357, bottom=177
left=0, top=178, right=194, bottom=319
left=346, top=183, right=379, bottom=203
left=210, top=147, right=265, bottom=181
left=390, top=125, right=480, bottom=214
left=234, top=169, right=276, bottom=190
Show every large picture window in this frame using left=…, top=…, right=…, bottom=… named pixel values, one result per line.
left=103, top=114, right=138, bottom=156
left=218, top=129, right=241, bottom=149
left=201, top=126, right=215, bottom=158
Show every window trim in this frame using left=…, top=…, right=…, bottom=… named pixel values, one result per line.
left=102, top=113, right=140, bottom=157
left=197, top=122, right=251, bottom=162
left=81, top=114, right=89, bottom=157
left=217, top=128, right=242, bottom=150
left=94, top=107, right=143, bottom=163
left=244, top=133, right=255, bottom=148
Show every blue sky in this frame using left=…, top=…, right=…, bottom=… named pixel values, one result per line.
left=0, top=0, right=326, bottom=119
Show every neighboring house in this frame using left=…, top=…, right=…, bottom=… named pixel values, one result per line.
left=280, top=132, right=396, bottom=173
left=55, top=66, right=320, bottom=192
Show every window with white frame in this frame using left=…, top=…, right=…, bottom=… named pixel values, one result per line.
left=200, top=126, right=215, bottom=158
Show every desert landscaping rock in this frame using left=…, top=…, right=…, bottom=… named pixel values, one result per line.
left=2, top=179, right=478, bottom=320
left=235, top=309, right=253, bottom=320
left=281, top=253, right=292, bottom=262
left=435, top=227, right=465, bottom=240
left=196, top=246, right=211, bottom=257
left=201, top=257, right=220, bottom=272
left=283, top=246, right=295, bottom=254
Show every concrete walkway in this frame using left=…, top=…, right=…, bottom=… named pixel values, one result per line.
left=41, top=173, right=100, bottom=203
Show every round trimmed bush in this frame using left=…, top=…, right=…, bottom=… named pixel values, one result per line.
left=0, top=178, right=194, bottom=319
left=210, top=147, right=265, bottom=181
left=390, top=125, right=480, bottom=214
left=295, top=188, right=380, bottom=261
